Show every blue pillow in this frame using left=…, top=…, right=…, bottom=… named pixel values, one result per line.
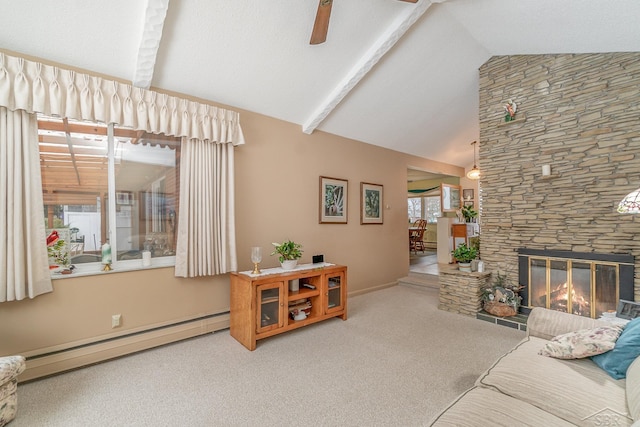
left=591, top=317, right=640, bottom=379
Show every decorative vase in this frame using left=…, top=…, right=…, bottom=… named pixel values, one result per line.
left=484, top=301, right=517, bottom=317
left=458, top=262, right=472, bottom=272
left=280, top=260, right=298, bottom=270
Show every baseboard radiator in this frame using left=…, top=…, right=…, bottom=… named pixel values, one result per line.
left=20, top=313, right=230, bottom=382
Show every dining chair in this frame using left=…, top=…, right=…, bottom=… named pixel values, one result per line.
left=410, top=219, right=428, bottom=254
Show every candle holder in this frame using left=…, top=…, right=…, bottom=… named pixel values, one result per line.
left=251, top=246, right=262, bottom=274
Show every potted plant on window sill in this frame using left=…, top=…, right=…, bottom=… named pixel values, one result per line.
left=271, top=240, right=303, bottom=270
left=452, top=243, right=478, bottom=272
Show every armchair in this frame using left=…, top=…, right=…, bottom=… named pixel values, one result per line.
left=0, top=356, right=26, bottom=427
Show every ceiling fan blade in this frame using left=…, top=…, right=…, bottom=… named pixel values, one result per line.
left=310, top=0, right=333, bottom=45
left=398, top=0, right=419, bottom=3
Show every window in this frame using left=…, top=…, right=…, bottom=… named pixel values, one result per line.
left=39, top=115, right=181, bottom=275
left=407, top=196, right=441, bottom=224
left=408, top=197, right=421, bottom=223
left=424, top=196, right=441, bottom=223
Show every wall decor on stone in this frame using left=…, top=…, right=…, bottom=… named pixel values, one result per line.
left=503, top=99, right=518, bottom=122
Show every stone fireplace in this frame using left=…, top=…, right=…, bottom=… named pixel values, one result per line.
left=518, top=249, right=634, bottom=318
left=477, top=52, right=640, bottom=306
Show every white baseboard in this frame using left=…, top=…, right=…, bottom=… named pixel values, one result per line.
left=21, top=314, right=230, bottom=382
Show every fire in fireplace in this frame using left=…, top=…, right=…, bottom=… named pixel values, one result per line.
left=518, top=249, right=635, bottom=319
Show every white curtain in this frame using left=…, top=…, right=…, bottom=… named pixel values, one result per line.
left=175, top=138, right=237, bottom=277
left=0, top=52, right=245, bottom=146
left=0, top=107, right=53, bottom=301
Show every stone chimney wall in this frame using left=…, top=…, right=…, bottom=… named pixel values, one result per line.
left=478, top=53, right=640, bottom=300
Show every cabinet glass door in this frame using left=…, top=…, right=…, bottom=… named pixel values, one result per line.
left=325, top=272, right=344, bottom=314
left=256, top=282, right=284, bottom=333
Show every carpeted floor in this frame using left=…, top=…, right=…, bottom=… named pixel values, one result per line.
left=12, top=285, right=525, bottom=427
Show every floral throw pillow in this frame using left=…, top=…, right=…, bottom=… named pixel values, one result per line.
left=538, top=325, right=623, bottom=359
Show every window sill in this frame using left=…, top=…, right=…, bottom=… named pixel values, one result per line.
left=51, top=256, right=176, bottom=280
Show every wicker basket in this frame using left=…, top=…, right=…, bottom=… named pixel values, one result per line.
left=484, top=301, right=517, bottom=317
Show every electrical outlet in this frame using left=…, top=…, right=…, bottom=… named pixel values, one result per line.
left=111, top=314, right=122, bottom=328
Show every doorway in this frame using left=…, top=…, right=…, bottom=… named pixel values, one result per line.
left=407, top=168, right=448, bottom=276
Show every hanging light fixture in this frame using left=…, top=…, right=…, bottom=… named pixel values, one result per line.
left=617, top=187, right=640, bottom=214
left=466, top=140, right=480, bottom=180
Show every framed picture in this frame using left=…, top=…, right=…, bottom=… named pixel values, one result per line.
left=360, top=182, right=383, bottom=224
left=462, top=189, right=474, bottom=202
left=617, top=300, right=640, bottom=320
left=116, top=191, right=132, bottom=205
left=441, top=183, right=462, bottom=212
left=320, top=176, right=348, bottom=224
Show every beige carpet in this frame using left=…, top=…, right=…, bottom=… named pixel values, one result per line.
left=12, top=285, right=525, bottom=426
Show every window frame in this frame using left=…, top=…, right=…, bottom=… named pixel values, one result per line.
left=39, top=116, right=179, bottom=279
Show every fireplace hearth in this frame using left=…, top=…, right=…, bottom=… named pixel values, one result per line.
left=518, top=249, right=635, bottom=318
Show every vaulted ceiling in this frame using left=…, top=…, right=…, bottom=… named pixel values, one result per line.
left=1, top=0, right=639, bottom=170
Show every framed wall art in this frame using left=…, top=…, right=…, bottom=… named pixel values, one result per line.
left=441, top=183, right=462, bottom=213
left=360, top=182, right=383, bottom=224
left=617, top=300, right=640, bottom=320
left=320, top=176, right=348, bottom=224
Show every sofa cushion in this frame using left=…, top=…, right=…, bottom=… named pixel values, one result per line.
left=627, top=357, right=640, bottom=422
left=527, top=307, right=607, bottom=341
left=477, top=336, right=633, bottom=426
left=429, top=386, right=575, bottom=427
left=591, top=317, right=640, bottom=379
left=539, top=325, right=623, bottom=359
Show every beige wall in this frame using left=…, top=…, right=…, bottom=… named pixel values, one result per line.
left=0, top=60, right=463, bottom=368
left=234, top=110, right=462, bottom=286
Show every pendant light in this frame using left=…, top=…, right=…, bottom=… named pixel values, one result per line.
left=466, top=140, right=480, bottom=180
left=617, top=187, right=640, bottom=214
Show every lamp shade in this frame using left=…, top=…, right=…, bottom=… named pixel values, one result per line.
left=617, top=188, right=640, bottom=214
left=466, top=140, right=480, bottom=180
left=466, top=167, right=480, bottom=180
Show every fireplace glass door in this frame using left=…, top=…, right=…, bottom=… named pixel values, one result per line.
left=527, top=257, right=618, bottom=318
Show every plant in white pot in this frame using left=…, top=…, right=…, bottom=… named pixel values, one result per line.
left=452, top=243, right=478, bottom=272
left=271, top=240, right=303, bottom=270
left=461, top=204, right=478, bottom=223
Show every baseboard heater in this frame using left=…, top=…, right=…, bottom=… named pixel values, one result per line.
left=20, top=312, right=230, bottom=382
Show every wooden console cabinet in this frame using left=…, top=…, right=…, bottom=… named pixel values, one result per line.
left=230, top=264, right=347, bottom=350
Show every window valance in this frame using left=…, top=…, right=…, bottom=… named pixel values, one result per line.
left=0, top=52, right=244, bottom=145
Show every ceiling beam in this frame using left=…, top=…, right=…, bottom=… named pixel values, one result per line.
left=302, top=0, right=445, bottom=135
left=132, top=0, right=171, bottom=89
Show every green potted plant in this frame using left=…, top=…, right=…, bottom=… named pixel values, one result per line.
left=461, top=204, right=478, bottom=223
left=451, top=243, right=477, bottom=272
left=271, top=240, right=303, bottom=270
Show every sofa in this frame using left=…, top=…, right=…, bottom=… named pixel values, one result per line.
left=0, top=356, right=26, bottom=427
left=430, top=307, right=640, bottom=426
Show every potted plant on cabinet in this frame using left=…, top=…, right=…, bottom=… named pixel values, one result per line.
left=452, top=243, right=477, bottom=272
left=271, top=240, right=303, bottom=270
left=461, top=204, right=478, bottom=223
